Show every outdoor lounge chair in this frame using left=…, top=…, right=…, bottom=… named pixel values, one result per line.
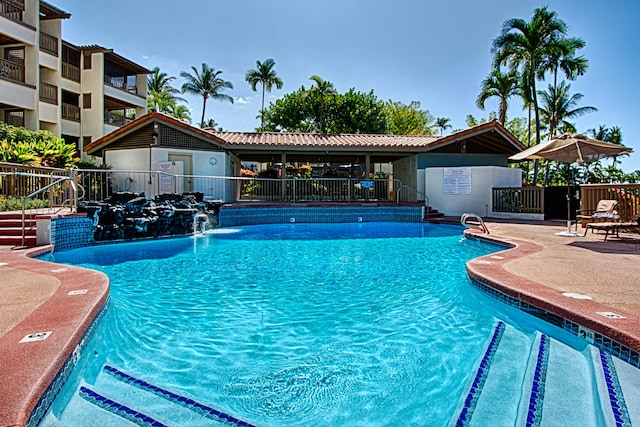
left=576, top=199, right=619, bottom=231
left=583, top=221, right=640, bottom=241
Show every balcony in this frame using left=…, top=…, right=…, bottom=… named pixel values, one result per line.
left=104, top=110, right=131, bottom=126
left=62, top=103, right=80, bottom=121
left=0, top=58, right=25, bottom=83
left=62, top=61, right=80, bottom=82
left=39, top=32, right=58, bottom=57
left=39, top=82, right=58, bottom=104
left=0, top=0, right=24, bottom=22
left=104, top=75, right=138, bottom=94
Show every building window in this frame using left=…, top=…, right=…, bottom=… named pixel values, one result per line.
left=83, top=93, right=91, bottom=109
left=83, top=136, right=92, bottom=149
left=4, top=110, right=25, bottom=127
left=83, top=54, right=92, bottom=70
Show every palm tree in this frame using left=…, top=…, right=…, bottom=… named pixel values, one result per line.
left=309, top=75, right=337, bottom=133
left=435, top=117, right=452, bottom=136
left=476, top=68, right=520, bottom=125
left=539, top=36, right=588, bottom=93
left=492, top=6, right=568, bottom=182
left=245, top=58, right=284, bottom=129
left=147, top=67, right=185, bottom=111
left=181, top=63, right=234, bottom=128
left=589, top=125, right=628, bottom=167
left=538, top=81, right=597, bottom=138
left=167, top=104, right=192, bottom=123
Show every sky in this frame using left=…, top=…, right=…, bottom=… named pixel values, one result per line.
left=54, top=0, right=640, bottom=172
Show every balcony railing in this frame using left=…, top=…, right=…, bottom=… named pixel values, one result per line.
left=39, top=82, right=58, bottom=104
left=0, top=0, right=24, bottom=21
left=39, top=32, right=59, bottom=56
left=0, top=58, right=25, bottom=83
left=492, top=186, right=545, bottom=214
left=104, top=75, right=138, bottom=94
left=104, top=110, right=131, bottom=126
left=61, top=103, right=80, bottom=121
left=62, top=61, right=80, bottom=82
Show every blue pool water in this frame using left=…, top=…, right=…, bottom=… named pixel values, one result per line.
left=39, top=222, right=618, bottom=426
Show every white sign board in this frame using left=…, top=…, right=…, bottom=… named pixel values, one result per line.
left=443, top=167, right=472, bottom=195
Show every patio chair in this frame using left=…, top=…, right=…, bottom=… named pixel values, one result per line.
left=576, top=199, right=619, bottom=231
left=583, top=221, right=640, bottom=241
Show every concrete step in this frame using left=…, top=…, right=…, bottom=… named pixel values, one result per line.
left=0, top=226, right=36, bottom=236
left=0, top=235, right=36, bottom=246
left=0, top=219, right=37, bottom=228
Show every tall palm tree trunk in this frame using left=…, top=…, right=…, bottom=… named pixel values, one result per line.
left=200, top=95, right=208, bottom=128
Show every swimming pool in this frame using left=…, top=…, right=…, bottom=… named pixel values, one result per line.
left=39, top=222, right=639, bottom=426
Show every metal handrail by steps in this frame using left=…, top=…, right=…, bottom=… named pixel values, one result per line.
left=461, top=213, right=490, bottom=234
left=15, top=171, right=81, bottom=247
left=395, top=184, right=430, bottom=218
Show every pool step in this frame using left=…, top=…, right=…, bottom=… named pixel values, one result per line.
left=72, top=365, right=256, bottom=427
left=453, top=322, right=640, bottom=426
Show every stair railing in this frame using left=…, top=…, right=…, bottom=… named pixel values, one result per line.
left=15, top=170, right=80, bottom=247
left=395, top=184, right=430, bottom=218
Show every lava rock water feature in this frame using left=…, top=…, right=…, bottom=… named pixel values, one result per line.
left=79, top=192, right=221, bottom=242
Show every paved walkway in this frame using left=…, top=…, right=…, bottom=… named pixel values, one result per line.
left=482, top=219, right=640, bottom=318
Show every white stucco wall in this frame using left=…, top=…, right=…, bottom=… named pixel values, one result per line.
left=424, top=166, right=522, bottom=218
left=104, top=148, right=234, bottom=201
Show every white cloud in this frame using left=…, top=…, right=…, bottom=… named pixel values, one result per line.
left=234, top=97, right=251, bottom=105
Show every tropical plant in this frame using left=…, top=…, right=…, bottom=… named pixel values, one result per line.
left=538, top=36, right=588, bottom=93
left=588, top=125, right=628, bottom=167
left=492, top=7, right=570, bottom=182
left=538, top=81, right=597, bottom=137
left=181, top=63, right=233, bottom=128
left=261, top=85, right=387, bottom=134
left=476, top=69, right=520, bottom=124
left=147, top=67, right=185, bottom=108
left=0, top=123, right=78, bottom=167
left=166, top=103, right=192, bottom=123
left=245, top=58, right=284, bottom=129
left=386, top=100, right=435, bottom=136
left=435, top=117, right=452, bottom=136
left=308, top=75, right=337, bottom=133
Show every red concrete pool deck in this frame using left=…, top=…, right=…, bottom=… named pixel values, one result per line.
left=0, top=219, right=639, bottom=426
left=0, top=246, right=109, bottom=427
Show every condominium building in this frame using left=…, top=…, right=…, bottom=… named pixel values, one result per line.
left=0, top=0, right=149, bottom=159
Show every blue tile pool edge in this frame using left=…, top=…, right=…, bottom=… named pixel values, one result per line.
left=464, top=231, right=640, bottom=370
left=469, top=276, right=640, bottom=370
left=25, top=298, right=110, bottom=427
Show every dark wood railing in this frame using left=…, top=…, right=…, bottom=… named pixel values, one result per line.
left=104, top=75, right=138, bottom=94
left=579, top=184, right=640, bottom=223
left=0, top=58, right=25, bottom=83
left=492, top=186, right=544, bottom=214
left=39, top=82, right=58, bottom=104
left=104, top=110, right=130, bottom=126
left=61, top=103, right=80, bottom=121
left=39, top=32, right=59, bottom=56
left=0, top=0, right=24, bottom=21
left=62, top=61, right=80, bottom=82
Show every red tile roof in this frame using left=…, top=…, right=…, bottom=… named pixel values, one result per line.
left=209, top=131, right=440, bottom=149
left=85, top=113, right=526, bottom=155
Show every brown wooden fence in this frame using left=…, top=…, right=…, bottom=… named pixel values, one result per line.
left=492, top=187, right=545, bottom=214
left=579, top=184, right=640, bottom=223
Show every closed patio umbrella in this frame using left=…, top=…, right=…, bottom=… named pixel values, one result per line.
left=509, top=133, right=633, bottom=236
